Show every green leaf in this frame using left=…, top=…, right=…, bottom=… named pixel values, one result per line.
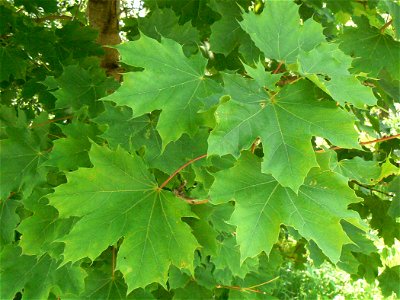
left=339, top=16, right=400, bottom=80
left=378, top=265, right=400, bottom=297
left=14, top=0, right=58, bottom=13
left=298, top=43, right=376, bottom=107
left=383, top=0, right=400, bottom=39
left=18, top=204, right=69, bottom=257
left=104, top=34, right=219, bottom=146
left=139, top=8, right=199, bottom=44
left=18, top=190, right=75, bottom=257
left=388, top=176, right=400, bottom=218
left=243, top=60, right=281, bottom=91
left=168, top=265, right=191, bottom=289
left=0, top=114, right=50, bottom=199
left=240, top=1, right=325, bottom=63
left=330, top=156, right=381, bottom=185
left=0, top=197, right=20, bottom=248
left=80, top=268, right=154, bottom=300
left=94, top=102, right=162, bottom=161
left=212, top=236, right=258, bottom=279
left=46, top=120, right=101, bottom=171
left=149, top=129, right=208, bottom=174
left=209, top=152, right=363, bottom=263
left=186, top=217, right=218, bottom=256
left=49, top=143, right=199, bottom=291
left=0, top=46, right=27, bottom=82
left=361, top=195, right=400, bottom=246
left=0, top=245, right=86, bottom=299
left=51, top=65, right=117, bottom=116
left=173, top=281, right=213, bottom=299
left=208, top=0, right=261, bottom=62
left=55, top=21, right=104, bottom=60
left=208, top=75, right=359, bottom=191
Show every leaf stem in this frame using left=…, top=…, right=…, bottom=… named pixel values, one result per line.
left=173, top=190, right=209, bottom=205
left=216, top=284, right=269, bottom=295
left=246, top=276, right=280, bottom=289
left=251, top=138, right=260, bottom=153
left=351, top=181, right=394, bottom=197
left=360, top=134, right=400, bottom=145
left=316, top=134, right=400, bottom=153
left=380, top=19, right=393, bottom=34
left=29, top=115, right=74, bottom=129
left=111, top=246, right=115, bottom=280
left=35, top=15, right=73, bottom=23
left=273, top=61, right=283, bottom=74
left=157, top=154, right=207, bottom=191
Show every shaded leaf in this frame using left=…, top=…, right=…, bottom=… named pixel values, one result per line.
left=209, top=152, right=363, bottom=263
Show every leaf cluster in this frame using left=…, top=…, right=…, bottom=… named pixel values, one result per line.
left=1, top=0, right=400, bottom=299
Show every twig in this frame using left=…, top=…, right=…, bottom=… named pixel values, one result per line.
left=360, top=134, right=400, bottom=145
left=157, top=154, right=207, bottom=191
left=273, top=61, right=283, bottom=74
left=216, top=276, right=279, bottom=294
left=111, top=246, right=115, bottom=280
left=380, top=19, right=393, bottom=34
left=173, top=190, right=209, bottom=205
left=2, top=192, right=16, bottom=202
left=35, top=15, right=73, bottom=23
left=316, top=134, right=400, bottom=153
left=29, top=115, right=73, bottom=129
left=351, top=181, right=394, bottom=197
left=251, top=138, right=260, bottom=153
left=73, top=0, right=85, bottom=21
left=277, top=76, right=300, bottom=86
left=246, top=276, right=280, bottom=289
left=216, top=284, right=269, bottom=295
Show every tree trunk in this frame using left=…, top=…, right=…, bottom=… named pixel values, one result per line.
left=88, top=0, right=121, bottom=80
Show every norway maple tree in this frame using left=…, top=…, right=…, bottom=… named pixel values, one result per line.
left=1, top=0, right=400, bottom=299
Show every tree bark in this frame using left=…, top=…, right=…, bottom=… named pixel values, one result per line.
left=88, top=0, right=121, bottom=80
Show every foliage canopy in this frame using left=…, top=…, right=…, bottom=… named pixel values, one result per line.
left=0, top=0, right=399, bottom=299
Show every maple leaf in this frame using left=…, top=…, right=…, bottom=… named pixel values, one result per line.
left=103, top=34, right=220, bottom=147
left=0, top=114, right=50, bottom=199
left=49, top=143, right=199, bottom=292
left=379, top=265, right=400, bottom=297
left=241, top=2, right=376, bottom=108
left=81, top=254, right=155, bottom=300
left=94, top=102, right=162, bottom=162
left=0, top=46, right=27, bottom=82
left=239, top=0, right=325, bottom=63
left=209, top=152, right=363, bottom=263
left=243, top=60, right=281, bottom=91
left=212, top=236, right=258, bottom=279
left=50, top=65, right=118, bottom=116
left=45, top=120, right=101, bottom=171
left=138, top=8, right=200, bottom=45
left=298, top=43, right=377, bottom=108
left=0, top=245, right=86, bottom=299
left=208, top=75, right=359, bottom=191
left=18, top=188, right=75, bottom=257
left=0, top=197, right=20, bottom=247
left=208, top=0, right=261, bottom=62
left=339, top=16, right=400, bottom=81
